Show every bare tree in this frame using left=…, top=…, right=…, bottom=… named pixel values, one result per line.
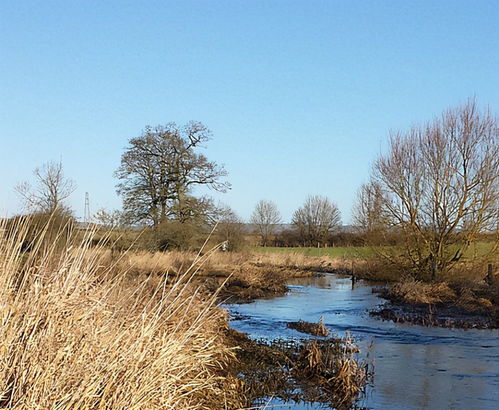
left=352, top=182, right=391, bottom=246
left=292, top=195, right=341, bottom=246
left=94, top=208, right=131, bottom=228
left=16, top=161, right=76, bottom=214
left=115, top=122, right=230, bottom=226
left=362, top=100, right=498, bottom=279
left=250, top=200, right=282, bottom=246
left=216, top=205, right=245, bottom=251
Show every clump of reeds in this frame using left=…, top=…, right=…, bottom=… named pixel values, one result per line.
left=0, top=217, right=245, bottom=409
left=294, top=333, right=369, bottom=409
left=387, top=277, right=456, bottom=305
left=287, top=317, right=330, bottom=337
left=227, top=328, right=372, bottom=409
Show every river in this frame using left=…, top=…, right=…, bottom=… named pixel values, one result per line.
left=224, top=273, right=499, bottom=409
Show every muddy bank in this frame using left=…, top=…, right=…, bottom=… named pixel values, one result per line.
left=372, top=280, right=499, bottom=329
left=202, top=270, right=288, bottom=303
left=201, top=266, right=317, bottom=303
left=370, top=303, right=497, bottom=329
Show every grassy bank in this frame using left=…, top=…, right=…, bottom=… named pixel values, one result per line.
left=374, top=276, right=499, bottom=328
left=112, top=249, right=327, bottom=302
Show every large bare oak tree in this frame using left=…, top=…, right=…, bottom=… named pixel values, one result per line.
left=115, top=122, right=230, bottom=226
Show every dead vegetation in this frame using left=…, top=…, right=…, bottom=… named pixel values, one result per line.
left=226, top=329, right=372, bottom=409
left=386, top=278, right=457, bottom=305
left=374, top=276, right=499, bottom=328
left=115, top=248, right=347, bottom=278
left=0, top=218, right=247, bottom=409
left=0, top=217, right=373, bottom=409
left=108, top=248, right=335, bottom=302
left=287, top=317, right=330, bottom=337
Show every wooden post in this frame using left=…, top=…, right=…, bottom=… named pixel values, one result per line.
left=431, top=254, right=436, bottom=282
left=486, top=264, right=494, bottom=285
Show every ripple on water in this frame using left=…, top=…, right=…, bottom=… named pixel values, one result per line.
left=224, top=273, right=499, bottom=409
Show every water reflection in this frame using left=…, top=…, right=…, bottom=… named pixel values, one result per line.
left=225, top=274, right=499, bottom=409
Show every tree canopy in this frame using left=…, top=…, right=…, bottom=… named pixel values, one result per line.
left=250, top=200, right=282, bottom=246
left=292, top=195, right=341, bottom=246
left=115, top=122, right=230, bottom=226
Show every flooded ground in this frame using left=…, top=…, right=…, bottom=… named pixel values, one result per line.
left=225, top=274, right=499, bottom=409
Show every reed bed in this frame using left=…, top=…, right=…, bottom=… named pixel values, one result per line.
left=387, top=278, right=457, bottom=305
left=0, top=218, right=245, bottom=409
left=117, top=248, right=352, bottom=281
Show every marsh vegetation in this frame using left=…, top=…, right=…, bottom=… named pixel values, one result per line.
left=3, top=100, right=497, bottom=409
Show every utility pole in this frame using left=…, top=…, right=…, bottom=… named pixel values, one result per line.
left=84, top=192, right=91, bottom=226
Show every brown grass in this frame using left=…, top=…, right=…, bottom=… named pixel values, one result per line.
left=287, top=317, right=330, bottom=337
left=384, top=276, right=498, bottom=314
left=112, top=249, right=328, bottom=303
left=250, top=251, right=350, bottom=273
left=115, top=248, right=355, bottom=279
left=387, top=278, right=457, bottom=305
left=0, top=218, right=246, bottom=409
left=296, top=334, right=369, bottom=409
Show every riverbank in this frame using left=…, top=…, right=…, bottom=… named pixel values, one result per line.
left=372, top=278, right=498, bottom=329
left=114, top=249, right=330, bottom=302
left=118, top=248, right=499, bottom=327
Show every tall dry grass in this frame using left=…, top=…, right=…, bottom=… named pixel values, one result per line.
left=0, top=218, right=244, bottom=409
left=117, top=248, right=353, bottom=280
left=387, top=278, right=456, bottom=305
left=115, top=249, right=251, bottom=277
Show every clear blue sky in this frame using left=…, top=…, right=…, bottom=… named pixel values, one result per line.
left=1, top=0, right=498, bottom=223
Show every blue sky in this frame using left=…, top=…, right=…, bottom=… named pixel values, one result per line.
left=1, top=0, right=498, bottom=223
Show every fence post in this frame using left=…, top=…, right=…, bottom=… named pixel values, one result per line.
left=486, top=264, right=494, bottom=285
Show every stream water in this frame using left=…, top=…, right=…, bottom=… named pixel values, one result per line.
left=224, top=273, right=499, bottom=409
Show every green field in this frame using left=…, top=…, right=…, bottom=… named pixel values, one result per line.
left=252, top=242, right=497, bottom=261
left=252, top=246, right=376, bottom=259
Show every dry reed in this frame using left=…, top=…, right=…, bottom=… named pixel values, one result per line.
left=287, top=317, right=330, bottom=337
left=0, top=218, right=245, bottom=409
left=387, top=278, right=456, bottom=305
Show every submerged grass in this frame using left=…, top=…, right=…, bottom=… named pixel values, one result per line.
left=226, top=330, right=372, bottom=410
left=0, top=218, right=246, bottom=409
